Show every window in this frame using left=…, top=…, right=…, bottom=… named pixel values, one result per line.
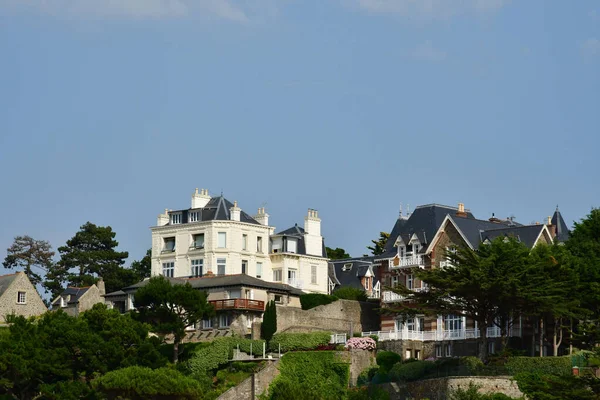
left=342, top=263, right=352, bottom=272
left=398, top=245, right=406, bottom=258
left=219, top=314, right=230, bottom=328
left=217, top=258, right=226, bottom=276
left=488, top=341, right=496, bottom=355
left=226, top=289, right=241, bottom=299
left=17, top=291, right=26, bottom=304
left=242, top=234, right=248, bottom=251
left=189, top=211, right=199, bottom=222
left=163, top=237, right=175, bottom=252
left=241, top=260, right=247, bottom=275
left=218, top=232, right=227, bottom=248
left=191, top=259, right=203, bottom=277
left=60, top=297, right=66, bottom=308
left=170, top=213, right=182, bottom=224
left=406, top=318, right=415, bottom=331
left=364, top=277, right=370, bottom=290
left=274, top=295, right=283, bottom=304
left=273, top=269, right=282, bottom=282
left=414, top=349, right=421, bottom=360
left=419, top=317, right=425, bottom=332
left=391, top=275, right=399, bottom=288
left=311, top=265, right=317, bottom=284
left=287, top=238, right=297, bottom=253
left=405, top=349, right=412, bottom=359
left=256, top=262, right=263, bottom=279
left=162, top=262, right=175, bottom=277
left=202, top=318, right=213, bottom=329
left=444, top=314, right=463, bottom=331
left=435, top=345, right=442, bottom=358
left=406, top=274, right=414, bottom=290
left=192, top=233, right=204, bottom=249
left=257, top=236, right=263, bottom=252
left=445, top=344, right=452, bottom=357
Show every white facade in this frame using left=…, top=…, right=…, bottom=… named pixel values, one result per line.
left=150, top=189, right=329, bottom=293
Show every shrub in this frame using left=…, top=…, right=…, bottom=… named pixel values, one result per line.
left=369, top=335, right=379, bottom=344
left=300, top=293, right=337, bottom=310
left=186, top=337, right=266, bottom=374
left=347, top=386, right=391, bottom=400
left=514, top=372, right=594, bottom=400
left=376, top=351, right=402, bottom=372
left=261, top=300, right=277, bottom=342
left=389, top=360, right=437, bottom=382
left=94, top=366, right=203, bottom=400
left=332, top=287, right=368, bottom=301
left=449, top=382, right=523, bottom=400
left=345, top=337, right=377, bottom=351
left=505, top=356, right=571, bottom=376
left=461, top=356, right=484, bottom=374
left=268, top=331, right=331, bottom=352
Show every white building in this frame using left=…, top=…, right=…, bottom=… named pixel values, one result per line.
left=150, top=188, right=329, bottom=294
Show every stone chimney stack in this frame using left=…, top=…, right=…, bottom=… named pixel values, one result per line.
left=254, top=207, right=269, bottom=226
left=304, top=209, right=321, bottom=236
left=157, top=208, right=169, bottom=226
left=230, top=201, right=241, bottom=221
left=456, top=203, right=467, bottom=218
left=191, top=188, right=211, bottom=209
left=96, top=278, right=105, bottom=296
left=547, top=216, right=556, bottom=237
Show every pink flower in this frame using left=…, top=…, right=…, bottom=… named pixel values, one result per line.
left=344, top=337, right=376, bottom=351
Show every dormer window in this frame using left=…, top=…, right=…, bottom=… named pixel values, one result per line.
left=163, top=237, right=175, bottom=252
left=342, top=263, right=352, bottom=272
left=192, top=233, right=204, bottom=249
left=189, top=211, right=199, bottom=222
left=286, top=238, right=297, bottom=253
left=60, top=297, right=67, bottom=308
left=170, top=213, right=182, bottom=224
left=397, top=245, right=406, bottom=258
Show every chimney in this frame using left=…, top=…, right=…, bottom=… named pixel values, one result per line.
left=304, top=209, right=321, bottom=236
left=489, top=213, right=502, bottom=223
left=456, top=203, right=467, bottom=218
left=191, top=188, right=211, bottom=209
left=157, top=208, right=169, bottom=226
left=96, top=278, right=105, bottom=296
left=547, top=216, right=556, bottom=237
left=230, top=201, right=241, bottom=221
left=254, top=207, right=269, bottom=226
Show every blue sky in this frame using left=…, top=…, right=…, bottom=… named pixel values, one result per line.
left=1, top=0, right=599, bottom=272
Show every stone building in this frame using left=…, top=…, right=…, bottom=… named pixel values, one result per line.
left=51, top=280, right=106, bottom=316
left=0, top=271, right=47, bottom=323
left=366, top=203, right=567, bottom=359
left=150, top=188, right=329, bottom=294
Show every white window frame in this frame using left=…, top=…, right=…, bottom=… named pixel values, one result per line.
left=444, top=314, right=463, bottom=331
left=273, top=269, right=282, bottom=282
left=192, top=233, right=204, bottom=249
left=217, top=258, right=226, bottom=276
left=311, top=265, right=317, bottom=284
left=170, top=213, right=182, bottom=224
left=406, top=274, right=414, bottom=290
left=435, top=345, right=443, bottom=358
left=191, top=259, right=203, bottom=277
left=242, top=234, right=248, bottom=251
left=257, top=236, right=263, bottom=253
left=273, top=294, right=283, bottom=304
left=445, top=344, right=452, bottom=357
left=218, top=232, right=227, bottom=248
left=162, top=262, right=175, bottom=277
left=202, top=318, right=213, bottom=329
left=17, top=291, right=26, bottom=304
left=219, top=314, right=230, bottom=328
left=256, top=262, right=263, bottom=279
left=189, top=211, right=199, bottom=222
left=163, top=237, right=175, bottom=252
left=391, top=275, right=399, bottom=288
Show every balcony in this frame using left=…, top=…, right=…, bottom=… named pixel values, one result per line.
left=390, top=255, right=425, bottom=270
left=382, top=287, right=429, bottom=303
left=287, top=279, right=304, bottom=289
left=209, top=299, right=265, bottom=311
left=362, top=326, right=519, bottom=342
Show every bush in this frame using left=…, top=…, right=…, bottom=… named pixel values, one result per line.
left=160, top=341, right=211, bottom=363
left=461, top=356, right=485, bottom=374
left=94, top=366, right=204, bottom=400
left=332, top=287, right=368, bottom=302
left=347, top=386, right=391, bottom=400
left=514, top=372, right=595, bottom=400
left=369, top=335, right=379, bottom=344
left=261, top=300, right=277, bottom=342
left=376, top=351, right=402, bottom=372
left=450, top=382, right=523, bottom=400
left=268, top=331, right=331, bottom=352
left=345, top=337, right=377, bottom=351
left=389, top=360, right=437, bottom=382
left=300, top=293, right=338, bottom=310
left=186, top=337, right=266, bottom=374
left=264, top=351, right=349, bottom=400
left=505, top=356, right=571, bottom=376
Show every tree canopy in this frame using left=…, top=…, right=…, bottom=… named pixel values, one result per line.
left=3, top=235, right=54, bottom=290
left=326, top=247, right=350, bottom=260
left=367, top=232, right=390, bottom=256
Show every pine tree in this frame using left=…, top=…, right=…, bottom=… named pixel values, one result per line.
left=261, top=300, right=277, bottom=343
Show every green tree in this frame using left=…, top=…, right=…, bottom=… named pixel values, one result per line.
left=133, top=276, right=213, bottom=363
left=326, top=247, right=351, bottom=260
left=261, top=300, right=277, bottom=343
left=332, top=287, right=368, bottom=301
left=3, top=235, right=55, bottom=290
left=130, top=249, right=152, bottom=281
left=48, top=222, right=130, bottom=297
left=367, top=232, right=390, bottom=256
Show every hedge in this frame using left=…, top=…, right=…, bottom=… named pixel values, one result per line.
left=268, top=331, right=332, bottom=352
left=94, top=366, right=203, bottom=400
left=376, top=351, right=402, bottom=373
left=186, top=337, right=266, bottom=374
left=300, top=293, right=338, bottom=310
left=389, top=360, right=437, bottom=382
left=505, top=356, right=571, bottom=376
left=332, top=287, right=368, bottom=302
left=265, top=351, right=349, bottom=400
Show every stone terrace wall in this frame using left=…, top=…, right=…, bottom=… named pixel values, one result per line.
left=217, top=360, right=280, bottom=400
left=398, top=376, right=523, bottom=400
left=276, top=300, right=380, bottom=334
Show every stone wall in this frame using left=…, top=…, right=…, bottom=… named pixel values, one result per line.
left=378, top=340, right=436, bottom=360
left=217, top=360, right=280, bottom=400
left=337, top=350, right=376, bottom=386
left=276, top=300, right=380, bottom=334
left=0, top=272, right=47, bottom=323
left=404, top=376, right=523, bottom=400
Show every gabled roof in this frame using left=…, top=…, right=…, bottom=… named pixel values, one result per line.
left=166, top=196, right=261, bottom=226
left=275, top=225, right=305, bottom=236
left=452, top=217, right=521, bottom=249
left=551, top=207, right=570, bottom=242
left=0, top=273, right=18, bottom=298
left=272, top=224, right=327, bottom=258
left=480, top=224, right=550, bottom=249
left=52, top=286, right=91, bottom=305
left=328, top=258, right=379, bottom=291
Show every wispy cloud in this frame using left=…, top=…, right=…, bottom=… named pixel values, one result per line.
left=581, top=38, right=600, bottom=59
left=0, top=0, right=280, bottom=21
left=352, top=0, right=510, bottom=19
left=412, top=40, right=447, bottom=61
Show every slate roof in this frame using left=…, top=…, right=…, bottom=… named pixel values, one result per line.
left=479, top=224, right=547, bottom=249
left=273, top=224, right=328, bottom=258
left=552, top=207, right=570, bottom=242
left=167, top=196, right=261, bottom=226
left=452, top=217, right=525, bottom=249
left=0, top=273, right=18, bottom=298
left=328, top=258, right=379, bottom=292
left=52, top=286, right=91, bottom=305
left=123, top=274, right=304, bottom=296
left=104, top=290, right=126, bottom=298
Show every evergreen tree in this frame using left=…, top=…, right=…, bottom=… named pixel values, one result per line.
left=3, top=235, right=55, bottom=290
left=261, top=300, right=277, bottom=344
left=367, top=232, right=390, bottom=256
left=326, top=247, right=350, bottom=260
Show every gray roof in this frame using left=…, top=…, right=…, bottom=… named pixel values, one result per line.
left=328, top=258, right=379, bottom=292
left=480, top=225, right=547, bottom=249
left=551, top=207, right=570, bottom=242
left=273, top=224, right=328, bottom=258
left=52, top=286, right=91, bottom=305
left=124, top=274, right=304, bottom=296
left=167, top=196, right=261, bottom=226
left=452, top=217, right=525, bottom=249
left=0, top=273, right=18, bottom=298
left=104, top=290, right=126, bottom=298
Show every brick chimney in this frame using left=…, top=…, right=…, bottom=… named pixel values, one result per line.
left=456, top=203, right=467, bottom=218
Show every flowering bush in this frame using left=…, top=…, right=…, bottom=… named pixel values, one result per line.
left=345, top=337, right=376, bottom=351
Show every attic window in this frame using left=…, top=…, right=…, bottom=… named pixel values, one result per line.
left=342, top=263, right=353, bottom=272
left=189, top=211, right=199, bottom=222
left=17, top=291, right=26, bottom=304
left=170, top=213, right=182, bottom=224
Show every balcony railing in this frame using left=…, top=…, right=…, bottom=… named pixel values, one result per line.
left=287, top=279, right=304, bottom=289
left=209, top=299, right=265, bottom=311
left=362, top=326, right=520, bottom=342
left=390, top=255, right=425, bottom=269
left=382, top=287, right=429, bottom=303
